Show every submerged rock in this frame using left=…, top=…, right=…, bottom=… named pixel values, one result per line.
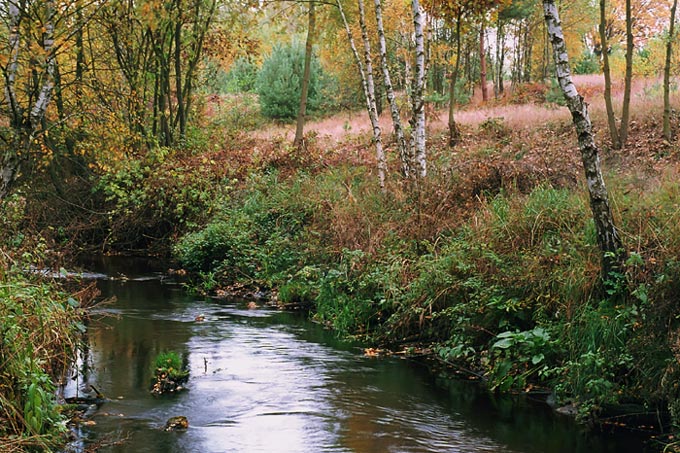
left=164, top=416, right=189, bottom=431
left=556, top=404, right=578, bottom=417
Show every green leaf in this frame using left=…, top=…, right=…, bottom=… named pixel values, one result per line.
left=492, top=338, right=513, bottom=349
left=531, top=353, right=545, bottom=365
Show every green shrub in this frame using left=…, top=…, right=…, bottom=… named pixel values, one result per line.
left=225, top=57, right=259, bottom=93
left=174, top=171, right=316, bottom=287
left=256, top=42, right=322, bottom=120
left=545, top=78, right=566, bottom=106
left=0, top=272, right=83, bottom=448
left=153, top=351, right=189, bottom=382
left=573, top=51, right=600, bottom=75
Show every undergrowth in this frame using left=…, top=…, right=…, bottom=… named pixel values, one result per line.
left=0, top=197, right=91, bottom=452
left=173, top=158, right=680, bottom=431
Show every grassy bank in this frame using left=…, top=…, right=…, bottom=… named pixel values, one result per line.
left=12, top=85, right=680, bottom=443
left=0, top=198, right=91, bottom=452
left=160, top=110, right=680, bottom=435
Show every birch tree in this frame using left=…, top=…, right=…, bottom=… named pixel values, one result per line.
left=337, top=0, right=386, bottom=189
left=544, top=0, right=623, bottom=277
left=411, top=0, right=427, bottom=179
left=374, top=0, right=410, bottom=177
left=0, top=0, right=58, bottom=199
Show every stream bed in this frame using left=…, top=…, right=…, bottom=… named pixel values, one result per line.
left=63, top=257, right=652, bottom=452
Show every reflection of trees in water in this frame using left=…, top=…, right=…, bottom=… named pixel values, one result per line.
left=83, top=279, right=193, bottom=397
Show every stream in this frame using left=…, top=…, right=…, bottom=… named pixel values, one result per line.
left=63, top=256, right=652, bottom=452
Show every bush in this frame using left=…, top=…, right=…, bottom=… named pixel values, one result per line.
left=545, top=78, right=566, bottom=106
left=256, top=42, right=322, bottom=120
left=174, top=171, right=316, bottom=288
left=225, top=57, right=259, bottom=93
left=573, top=51, right=600, bottom=75
left=0, top=272, right=84, bottom=449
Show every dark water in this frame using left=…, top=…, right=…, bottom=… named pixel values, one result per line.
left=64, top=257, right=653, bottom=453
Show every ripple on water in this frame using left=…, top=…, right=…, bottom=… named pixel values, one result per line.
left=67, top=274, right=650, bottom=453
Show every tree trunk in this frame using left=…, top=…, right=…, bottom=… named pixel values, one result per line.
left=294, top=1, right=316, bottom=148
left=479, top=22, right=488, bottom=102
left=448, top=17, right=462, bottom=147
left=1, top=0, right=57, bottom=200
left=411, top=0, right=426, bottom=178
left=665, top=0, right=678, bottom=141
left=174, top=16, right=186, bottom=140
left=374, top=0, right=410, bottom=177
left=339, top=0, right=386, bottom=190
left=600, top=0, right=622, bottom=149
left=523, top=20, right=533, bottom=82
left=495, top=16, right=505, bottom=98
left=544, top=0, right=624, bottom=278
left=620, top=0, right=633, bottom=144
left=0, top=152, right=22, bottom=200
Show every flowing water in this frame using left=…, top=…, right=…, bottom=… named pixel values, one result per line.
left=64, top=257, right=652, bottom=453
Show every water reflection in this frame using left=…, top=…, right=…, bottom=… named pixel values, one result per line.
left=64, top=259, right=651, bottom=453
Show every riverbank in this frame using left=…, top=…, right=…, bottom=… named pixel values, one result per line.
left=0, top=268, right=93, bottom=451
left=57, top=258, right=653, bottom=452
left=159, top=101, right=680, bottom=440
left=0, top=202, right=98, bottom=452
left=6, top=79, right=680, bottom=449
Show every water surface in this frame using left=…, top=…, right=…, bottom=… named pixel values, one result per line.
left=64, top=257, right=651, bottom=452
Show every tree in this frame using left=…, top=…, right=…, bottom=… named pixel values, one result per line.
left=479, top=21, right=489, bottom=102
left=664, top=0, right=678, bottom=141
left=411, top=0, right=427, bottom=178
left=599, top=0, right=621, bottom=149
left=374, top=0, right=410, bottom=177
left=1, top=0, right=58, bottom=199
left=337, top=0, right=386, bottom=189
left=257, top=42, right=321, bottom=120
left=544, top=0, right=623, bottom=277
left=294, top=1, right=317, bottom=148
left=102, top=0, right=216, bottom=147
left=620, top=0, right=633, bottom=144
left=422, top=0, right=508, bottom=146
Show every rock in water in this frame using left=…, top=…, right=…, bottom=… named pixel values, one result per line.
left=165, top=416, right=189, bottom=431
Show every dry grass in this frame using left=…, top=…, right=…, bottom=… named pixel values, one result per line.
left=249, top=74, right=680, bottom=148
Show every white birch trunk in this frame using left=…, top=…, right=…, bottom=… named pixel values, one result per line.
left=543, top=0, right=623, bottom=276
left=30, top=0, right=56, bottom=128
left=338, top=0, right=386, bottom=190
left=374, top=0, right=410, bottom=178
left=411, top=0, right=426, bottom=179
left=0, top=0, right=58, bottom=200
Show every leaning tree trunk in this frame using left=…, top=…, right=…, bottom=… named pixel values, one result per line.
left=374, top=0, right=410, bottom=178
left=338, top=0, right=386, bottom=190
left=543, top=0, right=624, bottom=278
left=0, top=152, right=22, bottom=200
left=665, top=0, right=678, bottom=141
left=294, top=1, right=316, bottom=148
left=620, top=0, right=633, bottom=144
left=1, top=0, right=57, bottom=200
left=599, top=0, right=621, bottom=149
left=411, top=0, right=427, bottom=179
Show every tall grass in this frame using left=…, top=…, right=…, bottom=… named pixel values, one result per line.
left=174, top=162, right=680, bottom=426
left=0, top=271, right=85, bottom=451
